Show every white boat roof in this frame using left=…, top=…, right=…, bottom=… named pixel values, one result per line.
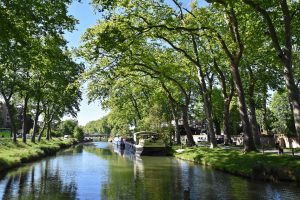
left=133, top=131, right=158, bottom=142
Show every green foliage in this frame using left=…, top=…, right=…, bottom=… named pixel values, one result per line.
left=211, top=89, right=224, bottom=134
left=74, top=126, right=85, bottom=142
left=0, top=138, right=76, bottom=173
left=269, top=91, right=296, bottom=135
left=51, top=130, right=63, bottom=138
left=58, top=119, right=78, bottom=136
left=228, top=100, right=241, bottom=135
left=84, top=115, right=111, bottom=134
left=139, top=103, right=168, bottom=132
left=175, top=146, right=300, bottom=182
left=0, top=0, right=83, bottom=142
left=81, top=0, right=300, bottom=145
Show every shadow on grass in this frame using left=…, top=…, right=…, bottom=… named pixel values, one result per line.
left=176, top=147, right=300, bottom=182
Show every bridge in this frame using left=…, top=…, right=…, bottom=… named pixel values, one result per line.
left=84, top=134, right=109, bottom=140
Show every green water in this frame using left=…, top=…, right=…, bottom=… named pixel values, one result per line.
left=0, top=142, right=299, bottom=200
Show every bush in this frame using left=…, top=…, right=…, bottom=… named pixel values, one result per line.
left=51, top=130, right=63, bottom=137
left=74, top=126, right=84, bottom=142
left=59, top=119, right=78, bottom=136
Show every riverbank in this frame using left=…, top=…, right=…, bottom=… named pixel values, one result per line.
left=174, top=146, right=300, bottom=182
left=0, top=138, right=78, bottom=173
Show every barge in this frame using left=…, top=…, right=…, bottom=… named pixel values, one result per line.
left=124, top=131, right=167, bottom=156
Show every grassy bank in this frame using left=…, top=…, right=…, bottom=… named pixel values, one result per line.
left=0, top=138, right=78, bottom=173
left=174, top=146, right=300, bottom=182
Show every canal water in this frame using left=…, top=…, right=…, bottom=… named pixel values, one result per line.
left=0, top=142, right=299, bottom=200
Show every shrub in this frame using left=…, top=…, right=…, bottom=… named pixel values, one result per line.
left=74, top=126, right=84, bottom=142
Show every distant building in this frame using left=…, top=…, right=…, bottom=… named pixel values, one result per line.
left=0, top=102, right=31, bottom=132
left=172, top=119, right=207, bottom=144
left=0, top=102, right=11, bottom=128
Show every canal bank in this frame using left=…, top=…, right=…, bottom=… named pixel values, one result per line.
left=174, top=146, right=300, bottom=182
left=1, top=142, right=300, bottom=200
left=0, top=138, right=78, bottom=173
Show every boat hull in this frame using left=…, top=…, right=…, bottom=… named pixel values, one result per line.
left=140, top=146, right=167, bottom=156
left=124, top=142, right=167, bottom=156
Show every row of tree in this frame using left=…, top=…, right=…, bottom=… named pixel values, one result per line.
left=0, top=0, right=83, bottom=143
left=83, top=116, right=112, bottom=134
left=80, top=0, right=300, bottom=151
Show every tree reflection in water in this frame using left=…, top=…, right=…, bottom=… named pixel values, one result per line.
left=0, top=142, right=299, bottom=200
left=0, top=159, right=77, bottom=200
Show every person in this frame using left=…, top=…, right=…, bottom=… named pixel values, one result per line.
left=275, top=142, right=283, bottom=154
left=120, top=138, right=125, bottom=150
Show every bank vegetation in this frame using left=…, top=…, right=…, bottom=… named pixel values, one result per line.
left=0, top=138, right=78, bottom=173
left=175, top=146, right=300, bottom=182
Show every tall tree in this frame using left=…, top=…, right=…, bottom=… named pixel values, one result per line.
left=0, top=0, right=79, bottom=142
left=242, top=0, right=300, bottom=141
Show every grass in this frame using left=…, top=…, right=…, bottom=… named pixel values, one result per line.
left=174, top=146, right=300, bottom=182
left=0, top=138, right=77, bottom=173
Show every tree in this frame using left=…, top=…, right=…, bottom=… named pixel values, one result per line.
left=84, top=116, right=112, bottom=135
left=205, top=0, right=256, bottom=151
left=269, top=90, right=296, bottom=135
left=58, top=119, right=78, bottom=136
left=242, top=0, right=300, bottom=141
left=0, top=0, right=79, bottom=142
left=81, top=0, right=218, bottom=147
left=74, top=126, right=85, bottom=142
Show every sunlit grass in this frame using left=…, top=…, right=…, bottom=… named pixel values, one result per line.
left=0, top=138, right=76, bottom=172
left=175, top=146, right=300, bottom=182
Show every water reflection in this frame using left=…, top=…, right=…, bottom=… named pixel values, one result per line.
left=0, top=159, right=77, bottom=200
left=0, top=142, right=299, bottom=200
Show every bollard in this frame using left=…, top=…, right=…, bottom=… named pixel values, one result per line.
left=184, top=187, right=190, bottom=200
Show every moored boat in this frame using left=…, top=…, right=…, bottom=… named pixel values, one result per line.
left=124, top=131, right=167, bottom=156
left=112, top=136, right=121, bottom=146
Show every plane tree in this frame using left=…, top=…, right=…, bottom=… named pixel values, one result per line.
left=80, top=15, right=200, bottom=145
left=0, top=0, right=79, bottom=142
left=237, top=0, right=300, bottom=141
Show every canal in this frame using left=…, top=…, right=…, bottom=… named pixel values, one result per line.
left=0, top=142, right=299, bottom=200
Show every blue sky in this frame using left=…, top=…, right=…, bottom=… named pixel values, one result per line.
left=64, top=0, right=106, bottom=125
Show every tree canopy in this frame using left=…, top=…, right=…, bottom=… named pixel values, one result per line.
left=0, top=0, right=83, bottom=142
left=80, top=0, right=300, bottom=151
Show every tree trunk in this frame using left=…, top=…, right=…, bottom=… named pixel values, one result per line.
left=37, top=122, right=46, bottom=142
left=282, top=59, right=300, bottom=142
left=223, top=100, right=231, bottom=144
left=279, top=0, right=300, bottom=142
left=213, top=3, right=256, bottom=151
left=247, top=68, right=261, bottom=147
left=22, top=95, right=29, bottom=143
left=174, top=117, right=181, bottom=145
left=38, top=109, right=48, bottom=142
left=243, top=0, right=300, bottom=142
left=7, top=104, right=17, bottom=143
left=181, top=105, right=195, bottom=146
left=214, top=119, right=221, bottom=135
left=160, top=81, right=192, bottom=145
left=213, top=60, right=234, bottom=145
left=288, top=96, right=296, bottom=133
left=261, top=87, right=268, bottom=132
left=231, top=64, right=256, bottom=151
left=46, top=121, right=51, bottom=140
left=249, top=99, right=261, bottom=146
left=211, top=3, right=256, bottom=150
left=130, top=95, right=142, bottom=120
left=196, top=68, right=216, bottom=148
left=190, top=35, right=216, bottom=148
left=170, top=101, right=181, bottom=145
left=31, top=99, right=40, bottom=143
